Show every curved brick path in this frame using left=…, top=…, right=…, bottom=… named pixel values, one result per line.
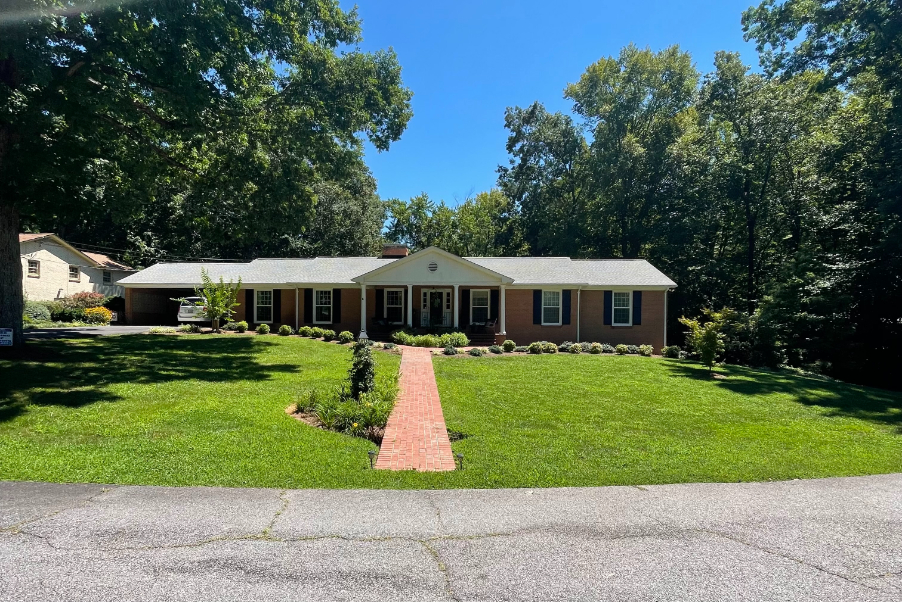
left=375, top=346, right=455, bottom=471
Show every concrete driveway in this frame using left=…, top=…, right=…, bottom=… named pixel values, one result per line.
left=24, top=326, right=151, bottom=339
left=1, top=475, right=900, bottom=601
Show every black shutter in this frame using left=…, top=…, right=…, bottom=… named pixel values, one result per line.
left=375, top=288, right=384, bottom=321
left=603, top=291, right=613, bottom=325
left=632, top=291, right=642, bottom=326
left=273, top=289, right=282, bottom=324
left=490, top=289, right=499, bottom=320
left=562, top=290, right=572, bottom=325
left=460, top=289, right=470, bottom=327
left=245, top=289, right=254, bottom=323
left=303, top=288, right=313, bottom=324
left=332, top=289, right=342, bottom=324
left=403, top=287, right=408, bottom=325
left=533, top=290, right=542, bottom=325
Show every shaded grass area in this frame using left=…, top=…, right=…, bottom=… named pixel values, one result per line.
left=433, top=355, right=902, bottom=488
left=1, top=337, right=900, bottom=489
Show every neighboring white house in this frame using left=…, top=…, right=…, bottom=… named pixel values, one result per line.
left=20, top=233, right=135, bottom=301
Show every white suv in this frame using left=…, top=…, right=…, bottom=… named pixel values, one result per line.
left=177, top=297, right=208, bottom=323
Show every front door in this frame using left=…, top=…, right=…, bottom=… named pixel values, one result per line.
left=421, top=289, right=451, bottom=328
left=429, top=291, right=444, bottom=327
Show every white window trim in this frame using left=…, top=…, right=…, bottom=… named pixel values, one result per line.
left=541, top=289, right=562, bottom=326
left=313, top=288, right=333, bottom=325
left=68, top=265, right=80, bottom=282
left=384, top=288, right=404, bottom=325
left=255, top=289, right=274, bottom=324
left=27, top=259, right=40, bottom=278
left=612, top=291, right=633, bottom=326
left=470, top=289, right=491, bottom=324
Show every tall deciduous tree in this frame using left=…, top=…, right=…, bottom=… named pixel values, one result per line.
left=0, top=0, right=412, bottom=350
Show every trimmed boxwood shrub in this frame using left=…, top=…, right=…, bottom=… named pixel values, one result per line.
left=543, top=342, right=558, bottom=354
left=589, top=342, right=603, bottom=354
left=662, top=345, right=681, bottom=358
left=638, top=344, right=654, bottom=357
left=24, top=301, right=51, bottom=322
left=235, top=321, right=248, bottom=333
left=310, top=327, right=325, bottom=338
left=278, top=325, right=293, bottom=336
left=297, top=326, right=313, bottom=337
left=615, top=344, right=628, bottom=355
left=527, top=342, right=543, bottom=355
left=569, top=343, right=582, bottom=354
left=502, top=339, right=516, bottom=352
left=322, top=329, right=337, bottom=341
left=338, top=331, right=355, bottom=344
left=488, top=345, right=503, bottom=354
left=256, top=323, right=270, bottom=335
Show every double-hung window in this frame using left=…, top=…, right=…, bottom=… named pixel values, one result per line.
left=385, top=289, right=403, bottom=324
left=542, top=290, right=561, bottom=325
left=68, top=265, right=80, bottom=281
left=613, top=291, right=632, bottom=326
left=27, top=260, right=40, bottom=278
left=470, top=289, right=490, bottom=324
left=255, top=290, right=273, bottom=323
left=314, top=289, right=332, bottom=323
left=102, top=271, right=112, bottom=284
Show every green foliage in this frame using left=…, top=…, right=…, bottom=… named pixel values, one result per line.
left=190, top=269, right=242, bottom=331
left=589, top=342, right=603, bottom=354
left=514, top=345, right=528, bottom=353
left=601, top=344, right=615, bottom=354
left=338, top=331, right=355, bottom=344
left=488, top=345, right=503, bottom=354
left=235, top=321, right=248, bottom=333
left=256, top=324, right=270, bottom=335
left=310, top=327, right=325, bottom=338
left=615, top=344, right=629, bottom=355
left=662, top=345, right=681, bottom=359
left=278, top=325, right=293, bottom=336
left=348, top=341, right=376, bottom=400
left=443, top=345, right=458, bottom=356
left=148, top=327, right=176, bottom=334
left=23, top=301, right=50, bottom=322
left=468, top=347, right=484, bottom=357
left=392, top=330, right=468, bottom=348
left=178, top=324, right=201, bottom=334
left=527, top=342, right=543, bottom=355
left=322, top=329, right=337, bottom=342
left=569, top=343, right=582, bottom=354
left=542, top=342, right=558, bottom=354
left=638, top=345, right=654, bottom=357
left=447, top=332, right=470, bottom=347
left=297, top=326, right=313, bottom=337
left=680, top=312, right=727, bottom=371
left=502, top=339, right=517, bottom=352
left=626, top=345, right=639, bottom=355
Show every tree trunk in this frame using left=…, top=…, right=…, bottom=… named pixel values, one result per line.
left=0, top=202, right=24, bottom=354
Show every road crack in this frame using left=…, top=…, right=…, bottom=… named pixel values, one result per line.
left=421, top=540, right=459, bottom=602
left=1, top=486, right=115, bottom=535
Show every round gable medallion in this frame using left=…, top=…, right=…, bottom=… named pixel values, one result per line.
left=427, top=261, right=438, bottom=272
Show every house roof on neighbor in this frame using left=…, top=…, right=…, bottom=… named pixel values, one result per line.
left=19, top=233, right=54, bottom=243
left=118, top=251, right=675, bottom=288
left=81, top=252, right=134, bottom=271
left=20, top=232, right=133, bottom=270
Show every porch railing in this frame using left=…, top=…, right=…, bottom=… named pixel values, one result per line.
left=420, top=311, right=453, bottom=328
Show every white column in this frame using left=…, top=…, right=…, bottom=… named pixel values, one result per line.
left=406, top=284, right=413, bottom=328
left=453, top=284, right=459, bottom=329
left=295, top=287, right=299, bottom=331
left=359, top=283, right=367, bottom=338
left=499, top=284, right=506, bottom=335
left=663, top=289, right=668, bottom=348
left=576, top=288, right=581, bottom=342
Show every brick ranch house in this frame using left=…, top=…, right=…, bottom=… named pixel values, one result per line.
left=119, top=245, right=676, bottom=349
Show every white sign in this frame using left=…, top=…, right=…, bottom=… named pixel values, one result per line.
left=0, top=329, right=12, bottom=347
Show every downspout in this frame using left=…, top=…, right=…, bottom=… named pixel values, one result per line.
left=663, top=289, right=668, bottom=348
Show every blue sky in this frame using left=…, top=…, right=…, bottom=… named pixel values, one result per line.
left=346, top=0, right=759, bottom=205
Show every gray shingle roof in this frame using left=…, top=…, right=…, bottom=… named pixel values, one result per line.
left=119, top=254, right=675, bottom=287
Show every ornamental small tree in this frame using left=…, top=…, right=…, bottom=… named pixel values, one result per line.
left=348, top=340, right=376, bottom=400
left=679, top=311, right=726, bottom=372
left=194, top=269, right=242, bottom=332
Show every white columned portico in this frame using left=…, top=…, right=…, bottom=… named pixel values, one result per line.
left=499, top=284, right=506, bottom=335
left=359, top=283, right=367, bottom=338
left=406, top=284, right=413, bottom=328
left=453, top=284, right=459, bottom=329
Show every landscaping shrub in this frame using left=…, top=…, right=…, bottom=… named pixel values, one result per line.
left=443, top=345, right=458, bottom=355
left=502, top=339, right=516, bottom=352
left=638, top=344, right=654, bottom=357
left=589, top=342, right=603, bottom=354
left=662, top=345, right=681, bottom=358
left=468, top=347, right=483, bottom=357
left=297, top=326, right=313, bottom=337
left=626, top=345, right=639, bottom=355
left=338, top=331, right=355, bottom=344
left=543, top=342, right=558, bottom=354
left=447, top=332, right=469, bottom=347
left=680, top=313, right=727, bottom=371
left=416, top=334, right=441, bottom=348
left=306, top=368, right=400, bottom=443
left=383, top=342, right=397, bottom=350
left=322, top=329, right=337, bottom=341
left=83, top=306, right=113, bottom=324
left=178, top=324, right=201, bottom=333
left=580, top=342, right=592, bottom=353
left=148, top=327, right=176, bottom=334
left=559, top=341, right=574, bottom=352
left=391, top=330, right=413, bottom=345
left=278, top=325, right=293, bottom=336
left=23, top=301, right=51, bottom=322
left=527, top=342, right=543, bottom=355
left=235, top=321, right=248, bottom=333
left=615, top=344, right=628, bottom=355
left=310, top=327, right=325, bottom=338
left=569, top=343, right=582, bottom=354
left=256, top=324, right=270, bottom=335
left=69, top=292, right=108, bottom=308
left=488, top=345, right=503, bottom=354
left=392, top=330, right=468, bottom=348
left=601, top=343, right=615, bottom=353
left=514, top=345, right=528, bottom=353
left=348, top=340, right=375, bottom=399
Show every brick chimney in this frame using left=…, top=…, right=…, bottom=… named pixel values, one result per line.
left=381, top=243, right=410, bottom=258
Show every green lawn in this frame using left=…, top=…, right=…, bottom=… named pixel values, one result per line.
left=1, top=335, right=900, bottom=489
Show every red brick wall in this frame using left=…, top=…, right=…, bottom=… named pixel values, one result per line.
left=579, top=290, right=666, bottom=351
left=502, top=289, right=578, bottom=345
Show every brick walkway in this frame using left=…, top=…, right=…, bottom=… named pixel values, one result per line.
left=375, top=346, right=456, bottom=471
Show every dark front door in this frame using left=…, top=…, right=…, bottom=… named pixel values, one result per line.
left=429, top=291, right=444, bottom=327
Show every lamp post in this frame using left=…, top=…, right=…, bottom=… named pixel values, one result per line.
left=368, top=449, right=376, bottom=469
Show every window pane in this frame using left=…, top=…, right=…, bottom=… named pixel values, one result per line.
left=256, top=306, right=273, bottom=322
left=543, top=306, right=559, bottom=324
left=614, top=307, right=630, bottom=325
left=316, top=290, right=331, bottom=306
left=315, top=305, right=331, bottom=322
left=543, top=291, right=560, bottom=307
left=613, top=292, right=630, bottom=308
left=69, top=266, right=79, bottom=280
left=386, top=290, right=402, bottom=306
left=472, top=307, right=488, bottom=323
left=257, top=290, right=272, bottom=306
left=103, top=271, right=111, bottom=283
left=28, top=261, right=39, bottom=275
left=472, top=290, right=489, bottom=307
left=386, top=306, right=403, bottom=323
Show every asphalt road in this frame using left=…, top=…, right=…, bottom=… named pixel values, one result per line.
left=24, top=326, right=151, bottom=339
left=1, top=475, right=900, bottom=601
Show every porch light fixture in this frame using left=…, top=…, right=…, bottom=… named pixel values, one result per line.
left=358, top=330, right=369, bottom=343
left=368, top=449, right=376, bottom=469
